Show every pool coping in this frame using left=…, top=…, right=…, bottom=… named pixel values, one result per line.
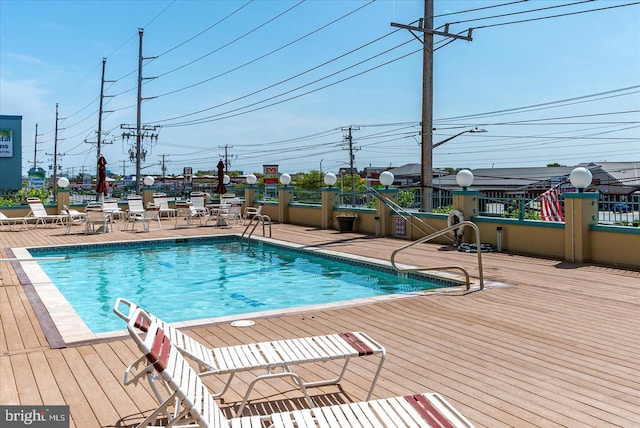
left=13, top=233, right=511, bottom=347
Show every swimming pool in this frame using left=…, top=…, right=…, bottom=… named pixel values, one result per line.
left=23, top=236, right=459, bottom=338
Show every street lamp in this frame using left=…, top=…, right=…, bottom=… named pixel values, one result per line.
left=456, top=169, right=474, bottom=190
left=246, top=174, right=257, bottom=185
left=432, top=127, right=487, bottom=149
left=569, top=167, right=592, bottom=192
left=379, top=171, right=394, bottom=189
left=324, top=172, right=337, bottom=188
left=279, top=173, right=291, bottom=186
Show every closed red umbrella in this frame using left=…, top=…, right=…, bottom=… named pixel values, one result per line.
left=215, top=160, right=227, bottom=196
left=96, top=155, right=108, bottom=199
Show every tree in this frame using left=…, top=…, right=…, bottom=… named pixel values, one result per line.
left=546, top=162, right=566, bottom=167
left=294, top=170, right=323, bottom=190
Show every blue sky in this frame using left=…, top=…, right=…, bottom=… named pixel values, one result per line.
left=1, top=0, right=639, bottom=178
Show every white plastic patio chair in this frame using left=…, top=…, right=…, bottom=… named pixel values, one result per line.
left=102, top=199, right=126, bottom=222
left=61, top=205, right=86, bottom=234
left=125, top=204, right=162, bottom=232
left=174, top=200, right=210, bottom=228
left=123, top=307, right=475, bottom=428
left=114, top=298, right=386, bottom=415
left=126, top=195, right=145, bottom=220
left=84, top=204, right=110, bottom=234
left=152, top=192, right=177, bottom=218
left=189, top=191, right=209, bottom=215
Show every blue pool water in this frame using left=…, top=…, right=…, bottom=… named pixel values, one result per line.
left=29, top=237, right=453, bottom=333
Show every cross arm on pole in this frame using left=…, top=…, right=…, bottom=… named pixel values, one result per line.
left=391, top=22, right=473, bottom=42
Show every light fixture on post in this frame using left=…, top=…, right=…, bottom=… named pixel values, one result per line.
left=279, top=173, right=291, bottom=186
left=456, top=169, right=474, bottom=190
left=569, top=167, right=592, bottom=192
left=57, top=177, right=70, bottom=188
left=324, top=172, right=337, bottom=188
left=379, top=171, right=394, bottom=189
left=246, top=174, right=257, bottom=185
left=433, top=127, right=487, bottom=149
left=223, top=174, right=230, bottom=185
left=143, top=175, right=154, bottom=187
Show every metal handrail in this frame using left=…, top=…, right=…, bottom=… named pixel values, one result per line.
left=390, top=221, right=485, bottom=290
left=368, top=187, right=454, bottom=244
left=241, top=214, right=272, bottom=240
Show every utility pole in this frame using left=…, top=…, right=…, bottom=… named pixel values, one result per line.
left=219, top=145, right=234, bottom=172
left=50, top=103, right=65, bottom=200
left=121, top=28, right=159, bottom=194
left=391, top=0, right=472, bottom=211
left=87, top=58, right=115, bottom=169
left=341, top=125, right=360, bottom=206
left=32, top=123, right=41, bottom=169
left=159, top=154, right=169, bottom=184
left=119, top=160, right=128, bottom=191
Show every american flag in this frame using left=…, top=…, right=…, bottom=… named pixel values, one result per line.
left=539, top=183, right=566, bottom=222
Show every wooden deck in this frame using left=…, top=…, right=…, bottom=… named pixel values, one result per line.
left=1, top=221, right=639, bottom=427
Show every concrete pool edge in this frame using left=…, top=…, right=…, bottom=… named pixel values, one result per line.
left=14, top=234, right=512, bottom=347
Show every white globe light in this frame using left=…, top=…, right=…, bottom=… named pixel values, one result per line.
left=456, top=169, right=474, bottom=189
left=143, top=175, right=155, bottom=186
left=57, top=177, right=70, bottom=188
left=324, top=172, right=337, bottom=186
left=246, top=174, right=257, bottom=185
left=379, top=171, right=394, bottom=187
left=569, top=167, right=592, bottom=191
left=279, top=173, right=291, bottom=185
left=223, top=174, right=230, bottom=185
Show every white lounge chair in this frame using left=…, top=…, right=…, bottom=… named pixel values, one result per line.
left=114, top=298, right=386, bottom=415
left=124, top=308, right=474, bottom=428
left=0, top=212, right=29, bottom=231
left=25, top=197, right=65, bottom=228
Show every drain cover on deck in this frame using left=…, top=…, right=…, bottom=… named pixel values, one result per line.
left=230, top=320, right=255, bottom=327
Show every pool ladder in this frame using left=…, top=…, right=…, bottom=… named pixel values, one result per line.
left=241, top=212, right=272, bottom=240
left=369, top=187, right=484, bottom=291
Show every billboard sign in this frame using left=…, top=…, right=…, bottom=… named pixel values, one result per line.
left=27, top=167, right=46, bottom=189
left=0, top=130, right=12, bottom=157
left=263, top=164, right=278, bottom=185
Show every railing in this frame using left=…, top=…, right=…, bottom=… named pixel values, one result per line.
left=478, top=192, right=542, bottom=220
left=597, top=194, right=638, bottom=225
left=390, top=221, right=485, bottom=291
left=368, top=187, right=453, bottom=244
left=369, top=187, right=482, bottom=289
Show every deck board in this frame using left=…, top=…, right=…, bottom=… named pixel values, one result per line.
left=0, top=222, right=639, bottom=427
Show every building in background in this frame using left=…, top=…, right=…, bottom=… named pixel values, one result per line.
left=0, top=115, right=23, bottom=192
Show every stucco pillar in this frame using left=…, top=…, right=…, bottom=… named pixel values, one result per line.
left=244, top=185, right=258, bottom=211
left=278, top=186, right=293, bottom=224
left=56, top=188, right=70, bottom=214
left=452, top=189, right=479, bottom=242
left=142, top=186, right=155, bottom=208
left=321, top=187, right=339, bottom=229
left=564, top=192, right=598, bottom=263
left=376, top=188, right=398, bottom=237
